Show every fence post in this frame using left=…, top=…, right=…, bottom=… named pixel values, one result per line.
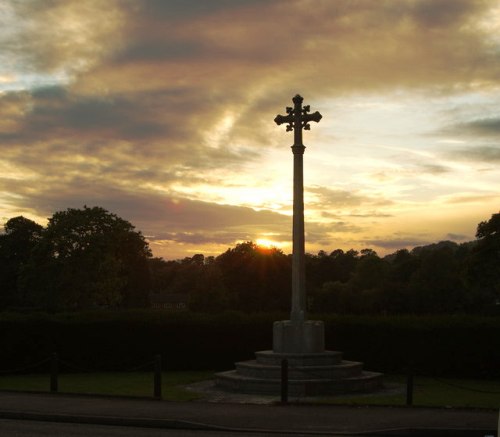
left=281, top=358, right=288, bottom=404
left=50, top=353, right=58, bottom=393
left=406, top=368, right=414, bottom=406
left=154, top=354, right=162, bottom=400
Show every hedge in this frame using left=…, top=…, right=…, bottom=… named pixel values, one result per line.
left=0, top=311, right=498, bottom=377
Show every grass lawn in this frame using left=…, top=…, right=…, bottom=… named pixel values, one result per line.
left=0, top=371, right=214, bottom=401
left=0, top=372, right=498, bottom=408
left=317, top=375, right=500, bottom=409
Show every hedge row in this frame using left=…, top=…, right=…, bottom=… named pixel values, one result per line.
left=0, top=311, right=498, bottom=377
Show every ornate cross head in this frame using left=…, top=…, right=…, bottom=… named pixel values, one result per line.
left=274, top=94, right=322, bottom=135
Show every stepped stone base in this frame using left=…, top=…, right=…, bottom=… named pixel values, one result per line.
left=215, top=349, right=383, bottom=396
left=216, top=320, right=382, bottom=396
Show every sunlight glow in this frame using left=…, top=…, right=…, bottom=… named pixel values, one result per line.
left=256, top=238, right=283, bottom=249
left=206, top=111, right=237, bottom=149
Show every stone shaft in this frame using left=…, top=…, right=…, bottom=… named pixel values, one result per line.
left=291, top=144, right=306, bottom=322
left=274, top=94, right=323, bottom=351
left=274, top=95, right=322, bottom=322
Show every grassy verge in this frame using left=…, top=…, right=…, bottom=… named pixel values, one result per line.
left=0, top=371, right=214, bottom=401
left=0, top=372, right=498, bottom=408
left=317, top=375, right=500, bottom=409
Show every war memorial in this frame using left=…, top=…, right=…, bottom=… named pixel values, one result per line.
left=216, top=95, right=383, bottom=396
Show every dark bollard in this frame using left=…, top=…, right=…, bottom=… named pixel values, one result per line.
left=154, top=354, right=162, bottom=400
left=50, top=353, right=58, bottom=393
left=406, top=369, right=414, bottom=406
left=281, top=358, right=288, bottom=404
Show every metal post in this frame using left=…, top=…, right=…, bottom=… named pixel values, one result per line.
left=50, top=353, right=58, bottom=393
left=154, top=354, right=162, bottom=400
left=281, top=359, right=288, bottom=403
left=406, top=369, right=414, bottom=406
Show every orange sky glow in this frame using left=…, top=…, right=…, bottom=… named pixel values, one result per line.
left=1, top=0, right=499, bottom=260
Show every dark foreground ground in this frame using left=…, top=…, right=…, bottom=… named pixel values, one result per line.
left=0, top=390, right=498, bottom=437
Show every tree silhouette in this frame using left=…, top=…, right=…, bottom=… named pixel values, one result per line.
left=19, top=206, right=151, bottom=310
left=2, top=210, right=498, bottom=315
left=215, top=242, right=290, bottom=312
left=466, top=212, right=500, bottom=312
left=0, top=216, right=43, bottom=308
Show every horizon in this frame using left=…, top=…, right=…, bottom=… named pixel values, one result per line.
left=1, top=1, right=499, bottom=260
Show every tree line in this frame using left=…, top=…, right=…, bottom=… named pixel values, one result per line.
left=1, top=206, right=499, bottom=314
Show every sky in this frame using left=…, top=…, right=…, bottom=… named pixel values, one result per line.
left=1, top=0, right=499, bottom=260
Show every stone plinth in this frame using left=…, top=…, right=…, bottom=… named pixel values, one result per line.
left=215, top=349, right=383, bottom=396
left=273, top=320, right=324, bottom=353
left=215, top=318, right=383, bottom=396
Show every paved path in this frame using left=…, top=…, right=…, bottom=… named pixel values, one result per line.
left=0, top=391, right=497, bottom=436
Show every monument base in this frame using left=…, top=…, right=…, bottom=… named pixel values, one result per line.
left=215, top=349, right=383, bottom=396
left=216, top=320, right=383, bottom=396
left=273, top=319, right=324, bottom=354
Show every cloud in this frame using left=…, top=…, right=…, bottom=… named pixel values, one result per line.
left=0, top=84, right=259, bottom=197
left=365, top=237, right=433, bottom=251
left=307, top=186, right=391, bottom=209
left=6, top=0, right=500, bottom=150
left=443, top=193, right=500, bottom=204
left=0, top=86, right=187, bottom=144
left=0, top=175, right=291, bottom=240
left=446, top=146, right=500, bottom=163
left=409, top=0, right=476, bottom=27
left=369, top=159, right=451, bottom=184
left=417, top=163, right=450, bottom=175
left=2, top=0, right=500, bottom=259
left=446, top=233, right=469, bottom=241
left=7, top=1, right=500, bottom=95
left=6, top=1, right=124, bottom=72
left=441, top=118, right=500, bottom=139
left=347, top=212, right=394, bottom=218
left=465, top=118, right=500, bottom=136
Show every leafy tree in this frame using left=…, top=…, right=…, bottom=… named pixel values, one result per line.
left=332, top=249, right=359, bottom=283
left=188, top=260, right=231, bottom=312
left=476, top=212, right=500, bottom=240
left=307, top=249, right=360, bottom=303
left=0, top=216, right=43, bottom=308
left=312, top=281, right=353, bottom=313
left=215, top=241, right=290, bottom=312
left=466, top=212, right=500, bottom=312
left=406, top=243, right=468, bottom=314
left=350, top=249, right=387, bottom=291
left=388, top=249, right=418, bottom=285
left=20, top=206, right=151, bottom=310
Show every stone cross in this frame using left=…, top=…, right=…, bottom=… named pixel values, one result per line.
left=275, top=94, right=322, bottom=323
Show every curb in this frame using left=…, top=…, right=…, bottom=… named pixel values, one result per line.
left=0, top=410, right=496, bottom=436
left=0, top=410, right=226, bottom=431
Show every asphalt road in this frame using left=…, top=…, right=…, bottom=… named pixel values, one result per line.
left=0, top=391, right=497, bottom=436
left=0, top=419, right=343, bottom=437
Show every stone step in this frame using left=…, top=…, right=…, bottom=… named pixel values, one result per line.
left=235, top=360, right=363, bottom=380
left=215, top=370, right=383, bottom=396
left=255, top=350, right=343, bottom=366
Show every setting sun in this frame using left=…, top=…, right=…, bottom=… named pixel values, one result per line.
left=255, top=238, right=286, bottom=250
left=256, top=238, right=281, bottom=249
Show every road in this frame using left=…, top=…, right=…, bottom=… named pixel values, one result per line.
left=0, top=419, right=345, bottom=437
